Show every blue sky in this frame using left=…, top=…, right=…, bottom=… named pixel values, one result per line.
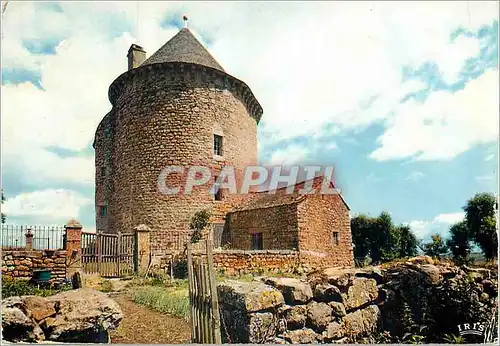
left=1, top=2, right=498, bottom=242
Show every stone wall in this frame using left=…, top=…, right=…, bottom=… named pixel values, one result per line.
left=94, top=62, right=261, bottom=258
left=217, top=258, right=498, bottom=344
left=213, top=250, right=300, bottom=275
left=225, top=204, right=299, bottom=250
left=218, top=274, right=381, bottom=344
left=1, top=250, right=67, bottom=283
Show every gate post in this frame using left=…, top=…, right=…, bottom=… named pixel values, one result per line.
left=133, top=224, right=151, bottom=275
left=64, top=219, right=83, bottom=280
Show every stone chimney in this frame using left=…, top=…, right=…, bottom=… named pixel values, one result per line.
left=127, top=44, right=146, bottom=70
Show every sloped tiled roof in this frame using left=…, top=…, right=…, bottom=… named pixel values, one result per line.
left=231, top=193, right=307, bottom=212
left=140, top=28, right=225, bottom=72
left=230, top=175, right=351, bottom=212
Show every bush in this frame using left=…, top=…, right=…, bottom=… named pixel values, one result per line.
left=172, top=259, right=188, bottom=279
left=2, top=278, right=72, bottom=298
left=131, top=286, right=189, bottom=320
left=100, top=279, right=114, bottom=292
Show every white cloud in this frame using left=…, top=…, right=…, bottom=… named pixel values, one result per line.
left=408, top=211, right=465, bottom=240
left=269, top=144, right=309, bottom=165
left=485, top=154, right=495, bottom=162
left=3, top=189, right=92, bottom=221
left=475, top=175, right=494, bottom=182
left=405, top=171, right=425, bottom=181
left=433, top=212, right=465, bottom=224
left=371, top=70, right=499, bottom=161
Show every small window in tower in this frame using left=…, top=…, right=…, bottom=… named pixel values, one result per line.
left=100, top=166, right=106, bottom=177
left=251, top=233, right=263, bottom=250
left=99, top=205, right=108, bottom=217
left=332, top=231, right=339, bottom=246
left=214, top=134, right=223, bottom=156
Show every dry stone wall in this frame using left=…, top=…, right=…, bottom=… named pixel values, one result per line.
left=213, top=250, right=300, bottom=276
left=217, top=259, right=498, bottom=344
left=1, top=250, right=67, bottom=283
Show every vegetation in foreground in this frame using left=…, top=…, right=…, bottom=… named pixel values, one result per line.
left=130, top=283, right=190, bottom=320
left=1, top=277, right=72, bottom=298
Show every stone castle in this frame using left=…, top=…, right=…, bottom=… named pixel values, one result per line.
left=93, top=27, right=354, bottom=269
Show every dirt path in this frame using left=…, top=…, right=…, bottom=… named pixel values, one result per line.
left=110, top=293, right=191, bottom=344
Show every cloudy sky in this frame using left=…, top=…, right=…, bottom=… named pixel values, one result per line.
left=1, top=1, right=498, bottom=241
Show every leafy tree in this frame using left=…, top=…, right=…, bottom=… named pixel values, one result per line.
left=1, top=190, right=5, bottom=224
left=351, top=212, right=418, bottom=264
left=446, top=221, right=472, bottom=265
left=421, top=234, right=448, bottom=259
left=464, top=193, right=498, bottom=260
left=351, top=215, right=373, bottom=259
left=397, top=225, right=419, bottom=258
left=189, top=210, right=211, bottom=243
left=371, top=211, right=393, bottom=263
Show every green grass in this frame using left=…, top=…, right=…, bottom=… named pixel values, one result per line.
left=131, top=285, right=190, bottom=320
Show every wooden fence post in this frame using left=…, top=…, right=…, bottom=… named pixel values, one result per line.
left=117, top=232, right=121, bottom=277
left=206, top=238, right=222, bottom=343
left=186, top=242, right=196, bottom=342
left=133, top=224, right=151, bottom=275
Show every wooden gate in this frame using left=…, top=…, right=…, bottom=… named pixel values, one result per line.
left=186, top=239, right=222, bottom=344
left=81, top=232, right=135, bottom=277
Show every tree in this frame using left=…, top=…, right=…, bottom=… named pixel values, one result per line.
left=1, top=189, right=5, bottom=224
left=446, top=221, right=472, bottom=265
left=189, top=209, right=211, bottom=243
left=351, top=215, right=373, bottom=259
left=464, top=193, right=498, bottom=260
left=371, top=211, right=393, bottom=263
left=421, top=234, right=448, bottom=259
left=396, top=225, right=418, bottom=258
left=351, top=212, right=418, bottom=264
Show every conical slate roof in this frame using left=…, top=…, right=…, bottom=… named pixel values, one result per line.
left=140, top=28, right=225, bottom=72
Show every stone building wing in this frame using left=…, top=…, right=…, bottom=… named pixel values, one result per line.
left=140, top=27, right=225, bottom=71
left=231, top=193, right=307, bottom=212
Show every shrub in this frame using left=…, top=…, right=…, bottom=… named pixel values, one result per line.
left=172, top=259, right=188, bottom=279
left=100, top=279, right=114, bottom=292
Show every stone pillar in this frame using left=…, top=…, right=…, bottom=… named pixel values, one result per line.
left=25, top=228, right=33, bottom=250
left=134, top=224, right=151, bottom=275
left=64, top=219, right=83, bottom=280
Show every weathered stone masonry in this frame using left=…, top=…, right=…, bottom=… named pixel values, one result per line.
left=94, top=27, right=355, bottom=270
left=224, top=177, right=354, bottom=269
left=94, top=29, right=262, bottom=259
left=2, top=250, right=67, bottom=283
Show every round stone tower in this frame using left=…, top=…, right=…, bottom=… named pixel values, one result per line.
left=93, top=28, right=263, bottom=255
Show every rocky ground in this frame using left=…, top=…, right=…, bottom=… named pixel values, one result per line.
left=2, top=288, right=122, bottom=343
left=1, top=281, right=191, bottom=344
left=2, top=257, right=497, bottom=344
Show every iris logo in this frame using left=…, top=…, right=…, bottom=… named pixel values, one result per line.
left=456, top=322, right=485, bottom=336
